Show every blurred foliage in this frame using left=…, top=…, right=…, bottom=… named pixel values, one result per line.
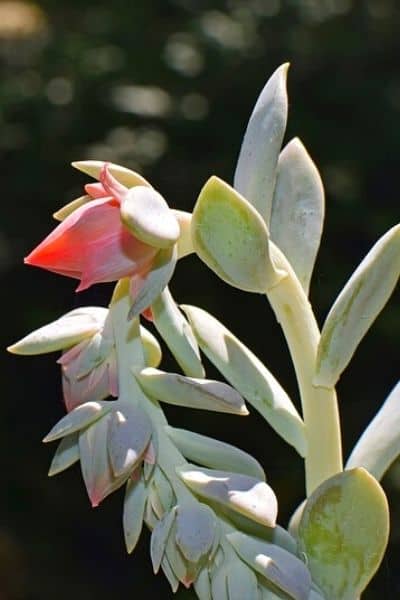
left=1, top=0, right=399, bottom=598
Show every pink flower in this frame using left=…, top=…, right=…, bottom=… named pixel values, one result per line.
left=24, top=165, right=158, bottom=291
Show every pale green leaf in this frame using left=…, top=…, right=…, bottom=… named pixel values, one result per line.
left=175, top=502, right=217, bottom=563
left=165, top=426, right=265, bottom=481
left=298, top=468, right=389, bottom=600
left=177, top=465, right=277, bottom=527
left=315, top=224, right=400, bottom=388
left=234, top=63, right=289, bottom=223
left=121, top=186, right=180, bottom=248
left=151, top=287, right=204, bottom=377
left=150, top=508, right=176, bottom=573
left=226, top=560, right=259, bottom=600
left=128, top=246, right=177, bottom=320
left=270, top=138, right=324, bottom=295
left=192, top=176, right=285, bottom=293
left=72, top=160, right=150, bottom=187
left=107, top=403, right=152, bottom=477
left=346, top=381, right=400, bottom=480
left=53, top=195, right=91, bottom=221
left=123, top=477, right=147, bottom=553
left=137, top=367, right=248, bottom=415
left=228, top=532, right=311, bottom=600
left=140, top=325, right=162, bottom=368
left=8, top=307, right=107, bottom=355
left=43, top=401, right=111, bottom=443
left=48, top=433, right=80, bottom=476
left=181, top=305, right=306, bottom=456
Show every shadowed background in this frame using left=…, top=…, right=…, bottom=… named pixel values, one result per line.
left=1, top=0, right=399, bottom=598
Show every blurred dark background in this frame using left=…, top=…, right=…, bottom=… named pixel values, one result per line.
left=1, top=0, right=399, bottom=598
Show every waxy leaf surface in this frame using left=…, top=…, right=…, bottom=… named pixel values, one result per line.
left=298, top=468, right=389, bottom=600
left=270, top=138, right=324, bottom=295
left=234, top=63, right=288, bottom=223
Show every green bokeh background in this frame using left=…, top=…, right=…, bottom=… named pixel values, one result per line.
left=1, top=0, right=399, bottom=598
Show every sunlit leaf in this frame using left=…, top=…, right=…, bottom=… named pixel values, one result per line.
left=315, top=224, right=400, bottom=388
left=270, top=138, right=324, bottom=295
left=234, top=63, right=289, bottom=223
left=298, top=468, right=389, bottom=599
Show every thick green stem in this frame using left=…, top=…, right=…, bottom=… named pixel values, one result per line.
left=268, top=245, right=343, bottom=495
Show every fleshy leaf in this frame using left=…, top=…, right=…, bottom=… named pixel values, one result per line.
left=191, top=176, right=285, bottom=293
left=210, top=563, right=229, bottom=600
left=233, top=63, right=289, bottom=223
left=315, top=224, right=400, bottom=388
left=226, top=559, right=259, bottom=600
left=172, top=210, right=193, bottom=258
left=79, top=414, right=127, bottom=507
left=128, top=246, right=177, bottom=320
left=48, top=433, right=80, bottom=476
left=140, top=325, right=162, bottom=368
left=121, top=186, right=180, bottom=248
left=181, top=305, right=306, bottom=456
left=175, top=502, right=217, bottom=563
left=298, top=468, right=389, bottom=600
left=136, top=367, right=248, bottom=415
left=346, top=381, right=400, bottom=479
left=161, top=555, right=180, bottom=593
left=166, top=426, right=265, bottom=481
left=194, top=567, right=212, bottom=600
left=228, top=532, right=311, bottom=600
left=8, top=307, right=107, bottom=355
left=150, top=507, right=177, bottom=573
left=177, top=465, right=277, bottom=527
left=107, top=403, right=152, bottom=477
left=270, top=138, right=324, bottom=295
left=43, top=401, right=111, bottom=442
left=72, top=160, right=150, bottom=188
left=151, top=287, right=205, bottom=378
left=149, top=466, right=175, bottom=518
left=123, top=477, right=147, bottom=553
left=53, top=195, right=91, bottom=221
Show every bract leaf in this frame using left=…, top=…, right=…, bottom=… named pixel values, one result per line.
left=72, top=160, right=150, bottom=188
left=228, top=532, right=311, bottom=600
left=123, top=477, right=147, bottom=553
left=43, top=401, right=111, bottom=442
left=152, top=288, right=204, bottom=377
left=121, top=186, right=180, bottom=249
left=346, top=381, right=400, bottom=479
left=177, top=465, right=277, bottom=527
left=79, top=414, right=127, bottom=507
left=161, top=555, right=180, bottom=593
left=140, top=325, right=162, bottom=368
left=226, top=559, right=259, bottom=600
left=298, top=468, right=389, bottom=600
left=107, top=403, right=152, bottom=477
left=175, top=502, right=217, bottom=563
left=53, top=195, right=91, bottom=221
left=48, top=433, right=80, bottom=476
left=194, top=567, right=212, bottom=600
left=270, top=138, right=324, bottom=295
left=150, top=507, right=177, bottom=573
left=315, top=224, right=400, bottom=388
left=210, top=563, right=229, bottom=600
left=128, top=246, right=177, bottom=320
left=181, top=305, right=306, bottom=456
left=149, top=466, right=175, bottom=519
left=234, top=63, right=289, bottom=223
left=172, top=209, right=193, bottom=258
left=192, top=176, right=285, bottom=292
left=166, top=426, right=265, bottom=481
left=136, top=367, right=248, bottom=416
left=8, top=307, right=107, bottom=355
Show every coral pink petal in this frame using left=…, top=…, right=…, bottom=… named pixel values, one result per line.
left=143, top=441, right=156, bottom=465
left=100, top=163, right=127, bottom=204
left=141, top=307, right=154, bottom=321
left=85, top=182, right=108, bottom=199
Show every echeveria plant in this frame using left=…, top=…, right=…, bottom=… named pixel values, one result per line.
left=8, top=64, right=399, bottom=599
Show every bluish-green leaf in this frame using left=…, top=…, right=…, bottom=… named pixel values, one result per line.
left=234, top=64, right=289, bottom=223
left=270, top=138, right=324, bottom=295
left=315, top=224, right=400, bottom=388
left=346, top=381, right=400, bottom=480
